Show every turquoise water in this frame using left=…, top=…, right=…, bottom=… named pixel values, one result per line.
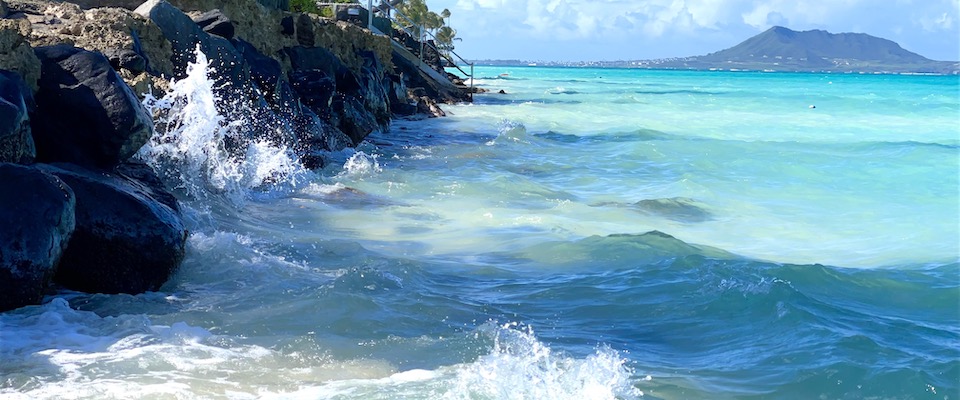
left=1, top=65, right=958, bottom=399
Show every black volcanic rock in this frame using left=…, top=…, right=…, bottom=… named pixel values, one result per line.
left=0, top=163, right=75, bottom=312
left=37, top=162, right=187, bottom=295
left=31, top=45, right=153, bottom=169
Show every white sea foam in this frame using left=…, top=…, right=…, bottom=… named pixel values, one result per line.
left=255, top=322, right=642, bottom=400
left=338, top=151, right=383, bottom=178
left=137, top=46, right=304, bottom=206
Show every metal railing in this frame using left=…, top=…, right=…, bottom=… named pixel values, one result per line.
left=316, top=0, right=473, bottom=98
left=372, top=0, right=473, bottom=98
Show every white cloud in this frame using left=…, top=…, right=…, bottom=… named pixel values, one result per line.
left=431, top=0, right=960, bottom=60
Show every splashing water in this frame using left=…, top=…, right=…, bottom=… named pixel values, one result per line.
left=137, top=46, right=304, bottom=206
left=450, top=322, right=642, bottom=400
left=338, top=151, right=383, bottom=178
left=486, top=120, right=529, bottom=145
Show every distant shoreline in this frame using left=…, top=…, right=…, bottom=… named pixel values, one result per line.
left=466, top=63, right=960, bottom=76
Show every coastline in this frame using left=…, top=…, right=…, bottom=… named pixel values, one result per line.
left=0, top=0, right=470, bottom=311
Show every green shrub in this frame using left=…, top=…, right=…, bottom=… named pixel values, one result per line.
left=290, top=0, right=321, bottom=14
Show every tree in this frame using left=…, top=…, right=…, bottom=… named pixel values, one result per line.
left=391, top=0, right=457, bottom=55
left=435, top=25, right=457, bottom=55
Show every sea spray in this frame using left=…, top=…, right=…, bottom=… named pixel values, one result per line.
left=137, top=46, right=304, bottom=207
left=450, top=321, right=642, bottom=400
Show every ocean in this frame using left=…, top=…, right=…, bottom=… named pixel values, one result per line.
left=1, top=61, right=958, bottom=399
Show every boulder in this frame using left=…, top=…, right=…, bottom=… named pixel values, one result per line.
left=31, top=45, right=153, bottom=168
left=192, top=9, right=235, bottom=40
left=289, top=69, right=335, bottom=115
left=0, top=19, right=41, bottom=91
left=293, top=106, right=351, bottom=161
left=331, top=94, right=381, bottom=145
left=37, top=162, right=187, bottom=294
left=0, top=163, right=75, bottom=312
left=135, top=0, right=248, bottom=89
left=0, top=69, right=35, bottom=163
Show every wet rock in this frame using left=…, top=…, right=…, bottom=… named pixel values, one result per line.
left=0, top=69, right=35, bottom=163
left=37, top=162, right=186, bottom=295
left=0, top=163, right=75, bottom=312
left=0, top=0, right=8, bottom=18
left=192, top=9, right=234, bottom=40
left=356, top=50, right=390, bottom=126
left=293, top=106, right=351, bottom=162
left=289, top=69, right=335, bottom=114
left=31, top=45, right=153, bottom=168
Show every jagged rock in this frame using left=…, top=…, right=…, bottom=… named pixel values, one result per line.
left=12, top=3, right=174, bottom=80
left=284, top=45, right=389, bottom=144
left=289, top=70, right=334, bottom=114
left=293, top=106, right=351, bottom=159
left=0, top=163, right=75, bottom=312
left=234, top=38, right=281, bottom=96
left=0, top=19, right=41, bottom=91
left=315, top=19, right=392, bottom=75
left=0, top=70, right=35, bottom=163
left=192, top=9, right=234, bottom=40
left=37, top=162, right=186, bottom=295
left=332, top=94, right=381, bottom=144
left=294, top=13, right=313, bottom=47
left=31, top=45, right=153, bottom=168
left=135, top=0, right=247, bottom=88
left=356, top=50, right=390, bottom=126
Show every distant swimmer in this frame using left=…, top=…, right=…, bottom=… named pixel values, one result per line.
left=809, top=105, right=816, bottom=109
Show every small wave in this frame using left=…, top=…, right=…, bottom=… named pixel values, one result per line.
left=634, top=89, right=723, bottom=95
left=536, top=128, right=675, bottom=144
left=337, top=151, right=383, bottom=178
left=547, top=86, right=580, bottom=95
left=507, top=230, right=737, bottom=268
left=254, top=321, right=642, bottom=400
left=486, top=120, right=530, bottom=145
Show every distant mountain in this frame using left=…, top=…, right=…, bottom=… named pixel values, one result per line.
left=641, top=26, right=959, bottom=74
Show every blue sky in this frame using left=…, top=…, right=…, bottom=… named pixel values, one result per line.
left=427, top=0, right=960, bottom=62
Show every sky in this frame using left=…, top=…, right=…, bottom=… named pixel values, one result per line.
left=426, top=0, right=960, bottom=62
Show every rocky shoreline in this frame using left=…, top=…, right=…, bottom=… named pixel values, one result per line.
left=0, top=0, right=470, bottom=311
